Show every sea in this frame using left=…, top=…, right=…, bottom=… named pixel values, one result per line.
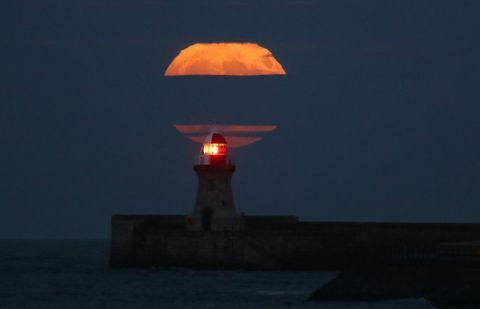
left=0, top=240, right=435, bottom=309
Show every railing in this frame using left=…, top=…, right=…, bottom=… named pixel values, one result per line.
left=194, top=155, right=235, bottom=166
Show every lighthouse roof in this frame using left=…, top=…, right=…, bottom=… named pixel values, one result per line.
left=204, top=132, right=227, bottom=144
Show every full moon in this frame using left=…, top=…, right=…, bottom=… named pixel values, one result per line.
left=165, top=43, right=286, bottom=76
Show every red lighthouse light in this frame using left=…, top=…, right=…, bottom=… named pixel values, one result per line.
left=200, top=132, right=228, bottom=165
left=203, top=143, right=226, bottom=156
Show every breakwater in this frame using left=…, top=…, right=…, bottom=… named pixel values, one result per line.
left=110, top=215, right=480, bottom=270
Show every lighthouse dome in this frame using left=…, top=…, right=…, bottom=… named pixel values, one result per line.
left=204, top=132, right=227, bottom=144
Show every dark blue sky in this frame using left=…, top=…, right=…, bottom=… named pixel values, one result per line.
left=1, top=0, right=479, bottom=239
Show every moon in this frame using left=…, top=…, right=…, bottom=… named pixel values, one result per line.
left=165, top=43, right=286, bottom=76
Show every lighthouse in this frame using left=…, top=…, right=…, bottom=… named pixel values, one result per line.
left=173, top=124, right=277, bottom=231
left=188, top=131, right=243, bottom=231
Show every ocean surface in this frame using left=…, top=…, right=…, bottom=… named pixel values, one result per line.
left=0, top=240, right=435, bottom=308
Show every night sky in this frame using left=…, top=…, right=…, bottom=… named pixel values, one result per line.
left=1, top=0, right=479, bottom=239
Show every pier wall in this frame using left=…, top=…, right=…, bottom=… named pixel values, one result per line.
left=110, top=215, right=480, bottom=270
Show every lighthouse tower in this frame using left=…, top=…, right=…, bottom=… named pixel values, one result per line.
left=188, top=131, right=243, bottom=231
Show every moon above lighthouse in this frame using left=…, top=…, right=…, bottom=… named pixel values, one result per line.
left=165, top=43, right=286, bottom=76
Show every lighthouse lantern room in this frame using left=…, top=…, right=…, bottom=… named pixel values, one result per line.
left=198, top=132, right=228, bottom=166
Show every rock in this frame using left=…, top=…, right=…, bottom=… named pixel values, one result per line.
left=307, top=267, right=480, bottom=308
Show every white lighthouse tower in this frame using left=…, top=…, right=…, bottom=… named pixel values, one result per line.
left=188, top=131, right=243, bottom=231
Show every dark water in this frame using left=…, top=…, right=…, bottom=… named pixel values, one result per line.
left=0, top=240, right=434, bottom=308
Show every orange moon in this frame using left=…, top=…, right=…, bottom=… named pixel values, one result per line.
left=165, top=43, right=286, bottom=76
